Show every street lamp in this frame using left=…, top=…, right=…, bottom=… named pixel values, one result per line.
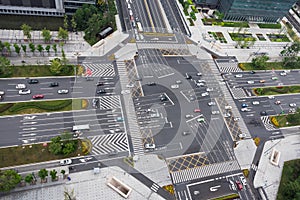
left=74, top=52, right=80, bottom=83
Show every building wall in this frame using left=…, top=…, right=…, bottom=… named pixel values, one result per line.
left=218, top=0, right=298, bottom=23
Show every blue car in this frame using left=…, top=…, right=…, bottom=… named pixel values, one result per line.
left=241, top=103, right=248, bottom=108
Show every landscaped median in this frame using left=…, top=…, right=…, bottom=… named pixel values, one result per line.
left=270, top=109, right=300, bottom=128
left=0, top=98, right=88, bottom=116
left=253, top=85, right=300, bottom=96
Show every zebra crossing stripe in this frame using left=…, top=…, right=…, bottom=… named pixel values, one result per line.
left=99, top=95, right=120, bottom=110
left=150, top=183, right=160, bottom=192
left=230, top=88, right=248, bottom=99
left=261, top=116, right=278, bottom=131
left=83, top=63, right=115, bottom=77
left=251, top=164, right=258, bottom=171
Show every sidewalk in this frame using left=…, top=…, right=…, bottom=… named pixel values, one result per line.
left=253, top=134, right=300, bottom=200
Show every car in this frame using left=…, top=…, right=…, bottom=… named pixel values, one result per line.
left=32, top=94, right=44, bottom=99
left=160, top=95, right=167, bottom=101
left=19, top=89, right=31, bottom=95
left=189, top=96, right=196, bottom=101
left=224, top=113, right=231, bottom=118
left=206, top=88, right=213, bottom=92
left=260, top=80, right=266, bottom=83
left=275, top=100, right=281, bottom=105
left=185, top=73, right=192, bottom=79
left=247, top=80, right=254, bottom=84
left=145, top=143, right=155, bottom=150
left=146, top=109, right=155, bottom=113
left=150, top=113, right=160, bottom=118
left=252, top=101, right=260, bottom=105
left=194, top=108, right=201, bottom=113
left=171, top=84, right=179, bottom=89
left=211, top=110, right=220, bottom=115
left=85, top=77, right=94, bottom=81
left=241, top=103, right=248, bottom=108
left=201, top=92, right=209, bottom=97
left=196, top=72, right=202, bottom=76
left=289, top=108, right=296, bottom=113
left=260, top=111, right=267, bottom=116
left=49, top=82, right=59, bottom=87
left=225, top=105, right=232, bottom=110
left=271, top=77, right=278, bottom=80
left=185, top=114, right=194, bottom=119
left=116, top=117, right=124, bottom=122
left=57, top=89, right=69, bottom=94
left=147, top=82, right=156, bottom=86
left=16, top=84, right=26, bottom=89
left=92, top=98, right=99, bottom=108
left=250, top=71, right=256, bottom=74
left=114, top=128, right=122, bottom=133
left=239, top=133, right=247, bottom=138
left=235, top=74, right=243, bottom=78
left=175, top=80, right=182, bottom=84
left=197, top=80, right=206, bottom=83
left=126, top=83, right=134, bottom=88
left=240, top=176, right=247, bottom=186
left=96, top=82, right=104, bottom=86
left=79, top=157, right=93, bottom=163
left=60, top=159, right=72, bottom=165
left=28, top=79, right=39, bottom=84
left=280, top=72, right=287, bottom=76
left=23, top=116, right=36, bottom=120
left=236, top=180, right=243, bottom=190
left=268, top=96, right=275, bottom=99
left=241, top=108, right=251, bottom=112
left=97, top=89, right=106, bottom=94
left=182, top=131, right=191, bottom=136
left=197, top=117, right=205, bottom=122
left=196, top=83, right=205, bottom=87
left=208, top=102, right=216, bottom=106
left=289, top=103, right=297, bottom=107
left=234, top=117, right=240, bottom=121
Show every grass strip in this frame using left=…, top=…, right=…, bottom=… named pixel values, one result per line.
left=212, top=193, right=239, bottom=200
left=253, top=85, right=300, bottom=96
left=238, top=62, right=292, bottom=70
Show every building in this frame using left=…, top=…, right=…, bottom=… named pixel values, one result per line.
left=0, top=0, right=94, bottom=17
left=217, top=0, right=298, bottom=23
left=193, top=0, right=219, bottom=9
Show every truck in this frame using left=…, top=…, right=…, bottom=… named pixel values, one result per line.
left=73, top=124, right=90, bottom=132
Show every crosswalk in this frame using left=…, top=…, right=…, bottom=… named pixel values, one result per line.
left=99, top=95, right=120, bottom=110
left=230, top=88, right=248, bottom=99
left=150, top=183, right=160, bottom=192
left=83, top=63, right=115, bottom=77
left=261, top=116, right=278, bottom=131
left=215, top=61, right=242, bottom=73
left=171, top=160, right=240, bottom=184
left=251, top=163, right=258, bottom=171
left=90, top=133, right=129, bottom=155
left=116, top=60, right=145, bottom=156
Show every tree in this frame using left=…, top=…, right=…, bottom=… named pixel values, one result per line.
left=50, top=169, right=58, bottom=181
left=21, top=24, right=32, bottom=40
left=64, top=15, right=69, bottom=30
left=13, top=44, right=21, bottom=55
left=52, top=44, right=58, bottom=55
left=45, top=45, right=51, bottom=55
left=41, top=28, right=52, bottom=43
left=49, top=142, right=62, bottom=155
left=37, top=44, right=44, bottom=56
left=71, top=16, right=77, bottom=32
left=62, top=142, right=76, bottom=155
left=21, top=44, right=27, bottom=55
left=3, top=42, right=11, bottom=55
left=0, top=170, right=22, bottom=192
left=58, top=27, right=69, bottom=42
left=38, top=169, right=48, bottom=181
left=0, top=56, right=12, bottom=77
left=251, top=55, right=269, bottom=69
left=61, top=132, right=72, bottom=140
left=24, top=174, right=34, bottom=184
left=29, top=42, right=35, bottom=55
left=0, top=41, right=4, bottom=52
left=49, top=58, right=63, bottom=75
left=61, top=49, right=68, bottom=65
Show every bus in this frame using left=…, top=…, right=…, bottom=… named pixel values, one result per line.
left=137, top=22, right=143, bottom=33
left=96, top=27, right=113, bottom=40
left=73, top=124, right=90, bottom=132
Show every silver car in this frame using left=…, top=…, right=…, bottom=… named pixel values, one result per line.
left=58, top=89, right=69, bottom=94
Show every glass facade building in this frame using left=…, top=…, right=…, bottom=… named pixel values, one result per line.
left=218, top=0, right=297, bottom=23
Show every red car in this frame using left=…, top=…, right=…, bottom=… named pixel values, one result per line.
left=194, top=108, right=201, bottom=113
left=33, top=94, right=44, bottom=99
left=236, top=180, right=243, bottom=190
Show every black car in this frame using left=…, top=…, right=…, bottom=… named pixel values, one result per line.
left=147, top=82, right=156, bottom=86
left=49, top=82, right=59, bottom=87
left=96, top=82, right=104, bottom=86
left=260, top=111, right=267, bottom=116
left=28, top=79, right=39, bottom=84
left=97, top=89, right=106, bottom=94
left=250, top=71, right=256, bottom=74
left=185, top=73, right=192, bottom=79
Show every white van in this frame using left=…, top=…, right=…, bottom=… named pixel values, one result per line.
left=73, top=124, right=90, bottom=131
left=0, top=91, right=5, bottom=95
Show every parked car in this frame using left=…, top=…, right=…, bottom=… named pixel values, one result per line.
left=206, top=88, right=213, bottom=92
left=196, top=72, right=202, bottom=76
left=201, top=92, right=209, bottom=97
left=247, top=80, right=254, bottom=84
left=235, top=74, right=243, bottom=78
left=211, top=110, right=220, bottom=115
left=16, top=84, right=26, bottom=89
left=49, top=82, right=59, bottom=87
left=271, top=77, right=278, bottom=80
left=241, top=108, right=251, bottom=112
left=96, top=82, right=104, bottom=86
left=275, top=100, right=281, bottom=105
left=196, top=83, right=205, bottom=87
left=239, top=133, right=247, bottom=138
left=252, top=101, right=260, bottom=105
left=32, top=94, right=44, bottom=99
left=57, top=89, right=69, bottom=94
left=19, top=89, right=31, bottom=95
left=225, top=105, right=232, bottom=110
left=60, top=159, right=72, bottom=165
left=289, top=103, right=297, bottom=107
left=28, top=79, right=39, bottom=84
left=175, top=80, right=182, bottom=84
left=185, top=114, right=194, bottom=119
left=224, top=113, right=231, bottom=118
left=182, top=131, right=191, bottom=136
left=197, top=117, right=205, bottom=122
left=280, top=72, right=287, bottom=76
left=260, top=111, right=267, bottom=116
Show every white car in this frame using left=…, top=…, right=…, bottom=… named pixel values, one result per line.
left=176, top=80, right=182, bottom=84
left=225, top=105, right=232, bottom=110
left=224, top=113, right=231, bottom=118
left=234, top=117, right=240, bottom=121
left=280, top=72, right=287, bottom=76
left=171, top=84, right=179, bottom=89
left=196, top=83, right=205, bottom=87
left=208, top=102, right=216, bottom=106
left=196, top=72, right=202, bottom=76
left=252, top=101, right=260, bottom=105
left=197, top=80, right=206, bottom=83
left=289, top=103, right=297, bottom=107
left=268, top=96, right=275, bottom=99
left=145, top=143, right=155, bottom=150
left=211, top=110, right=220, bottom=115
left=23, top=116, right=36, bottom=120
left=79, top=157, right=93, bottom=163
left=201, top=92, right=209, bottom=97
left=185, top=114, right=194, bottom=119
left=239, top=133, right=247, bottom=138
left=247, top=81, right=254, bottom=84
left=16, top=84, right=26, bottom=89
left=235, top=74, right=243, bottom=78
left=241, top=108, right=251, bottom=112
left=60, top=159, right=72, bottom=165
left=240, top=176, right=247, bottom=186
left=19, top=89, right=31, bottom=95
left=126, top=84, right=134, bottom=88
left=58, top=89, right=69, bottom=94
left=206, top=88, right=213, bottom=92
